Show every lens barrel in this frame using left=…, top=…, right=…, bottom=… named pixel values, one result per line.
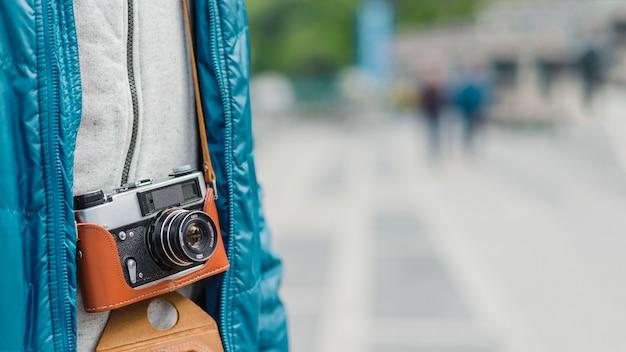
left=149, top=208, right=217, bottom=268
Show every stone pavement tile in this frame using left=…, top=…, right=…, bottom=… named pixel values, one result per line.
left=374, top=211, right=471, bottom=319
left=375, top=211, right=434, bottom=257
left=373, top=345, right=494, bottom=352
left=286, top=312, right=318, bottom=352
left=276, top=236, right=332, bottom=352
left=372, top=318, right=496, bottom=351
left=277, top=236, right=331, bottom=287
left=375, top=256, right=472, bottom=319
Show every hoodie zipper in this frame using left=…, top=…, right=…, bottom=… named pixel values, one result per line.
left=206, top=1, right=235, bottom=351
left=41, top=1, right=75, bottom=351
left=121, top=0, right=140, bottom=186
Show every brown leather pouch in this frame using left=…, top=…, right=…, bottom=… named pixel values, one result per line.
left=77, top=189, right=229, bottom=312
left=96, top=291, right=224, bottom=352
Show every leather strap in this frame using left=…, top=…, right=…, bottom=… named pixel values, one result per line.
left=96, top=292, right=224, bottom=351
left=182, top=0, right=218, bottom=198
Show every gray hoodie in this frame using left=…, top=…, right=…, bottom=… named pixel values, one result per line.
left=73, top=1, right=199, bottom=350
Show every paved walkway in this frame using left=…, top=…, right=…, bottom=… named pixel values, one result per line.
left=254, top=110, right=626, bottom=352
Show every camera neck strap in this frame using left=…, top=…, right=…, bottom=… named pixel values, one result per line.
left=182, top=0, right=218, bottom=198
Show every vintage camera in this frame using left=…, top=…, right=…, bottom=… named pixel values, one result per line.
left=74, top=168, right=229, bottom=312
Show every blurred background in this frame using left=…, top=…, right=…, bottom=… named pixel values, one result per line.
left=248, top=0, right=626, bottom=351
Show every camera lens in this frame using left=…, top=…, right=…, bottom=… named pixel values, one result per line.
left=149, top=208, right=217, bottom=269
left=186, top=225, right=204, bottom=250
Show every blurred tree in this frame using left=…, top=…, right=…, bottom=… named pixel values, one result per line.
left=247, top=0, right=483, bottom=76
left=393, top=0, right=483, bottom=29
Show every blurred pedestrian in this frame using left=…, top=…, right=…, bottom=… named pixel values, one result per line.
left=419, top=78, right=446, bottom=159
left=455, top=75, right=486, bottom=154
left=578, top=47, right=603, bottom=106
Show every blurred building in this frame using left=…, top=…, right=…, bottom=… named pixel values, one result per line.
left=394, top=0, right=626, bottom=123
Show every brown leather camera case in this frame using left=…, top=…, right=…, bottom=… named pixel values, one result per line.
left=77, top=189, right=229, bottom=312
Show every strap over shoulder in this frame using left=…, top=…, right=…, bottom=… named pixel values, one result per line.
left=182, top=0, right=218, bottom=198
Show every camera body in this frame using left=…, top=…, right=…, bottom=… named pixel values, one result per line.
left=75, top=170, right=229, bottom=312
